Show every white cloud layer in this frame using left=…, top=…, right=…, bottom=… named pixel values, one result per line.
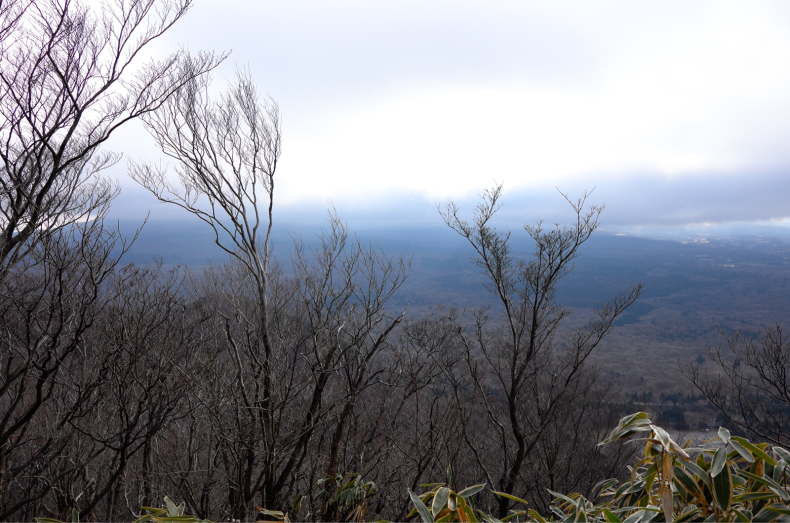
left=110, top=0, right=790, bottom=227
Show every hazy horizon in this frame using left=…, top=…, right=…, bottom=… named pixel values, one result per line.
left=98, top=0, right=790, bottom=238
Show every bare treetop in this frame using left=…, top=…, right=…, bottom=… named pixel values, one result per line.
left=0, top=0, right=224, bottom=275
left=130, top=67, right=280, bottom=265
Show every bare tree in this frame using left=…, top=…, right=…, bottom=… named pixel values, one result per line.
left=374, top=312, right=470, bottom=521
left=66, top=262, right=208, bottom=521
left=0, top=1, right=221, bottom=519
left=0, top=214, right=128, bottom=520
left=440, top=185, right=642, bottom=519
left=130, top=66, right=279, bottom=424
left=684, top=324, right=790, bottom=447
left=0, top=0, right=27, bottom=47
left=0, top=0, right=222, bottom=276
left=130, top=65, right=280, bottom=320
left=131, top=70, right=410, bottom=519
left=517, top=375, right=635, bottom=512
left=129, top=67, right=282, bottom=518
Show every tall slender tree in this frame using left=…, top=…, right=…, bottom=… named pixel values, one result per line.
left=440, top=185, right=642, bottom=518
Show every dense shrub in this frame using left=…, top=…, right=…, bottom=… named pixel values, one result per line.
left=404, top=413, right=790, bottom=523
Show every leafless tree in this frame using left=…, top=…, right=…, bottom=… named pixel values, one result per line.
left=0, top=214, right=129, bottom=520
left=68, top=262, right=208, bottom=521
left=373, top=312, right=471, bottom=521
left=0, top=0, right=221, bottom=519
left=13, top=260, right=208, bottom=522
left=298, top=310, right=474, bottom=522
left=131, top=70, right=410, bottom=519
left=129, top=66, right=281, bottom=519
left=440, top=185, right=642, bottom=519
left=684, top=324, right=790, bottom=447
left=130, top=65, right=280, bottom=327
left=0, top=0, right=222, bottom=277
left=0, top=2, right=660, bottom=520
left=518, top=376, right=635, bottom=512
left=0, top=0, right=27, bottom=47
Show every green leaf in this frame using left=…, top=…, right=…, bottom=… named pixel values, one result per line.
left=463, top=504, right=478, bottom=523
left=731, top=437, right=777, bottom=466
left=753, top=505, right=782, bottom=522
left=651, top=425, right=671, bottom=449
left=600, top=507, right=622, bottom=522
left=680, top=447, right=710, bottom=454
left=603, top=426, right=653, bottom=445
left=164, top=497, right=177, bottom=517
left=622, top=510, right=645, bottom=523
left=133, top=509, right=167, bottom=523
left=433, top=487, right=450, bottom=517
left=593, top=478, right=619, bottom=497
left=164, top=497, right=184, bottom=517
left=768, top=486, right=790, bottom=503
left=643, top=463, right=657, bottom=493
left=409, top=489, right=434, bottom=523
left=526, top=509, right=548, bottom=523
left=669, top=439, right=691, bottom=460
left=602, top=413, right=653, bottom=443
left=711, top=447, right=727, bottom=477
left=547, top=489, right=577, bottom=507
left=673, top=465, right=703, bottom=500
left=736, top=469, right=790, bottom=501
left=712, top=463, right=733, bottom=512
left=718, top=427, right=731, bottom=445
left=621, top=480, right=647, bottom=496
left=730, top=507, right=751, bottom=522
left=492, top=490, right=528, bottom=505
left=733, top=492, right=780, bottom=502
left=729, top=438, right=755, bottom=463
left=573, top=496, right=587, bottom=519
left=621, top=412, right=652, bottom=428
left=141, top=507, right=167, bottom=514
left=674, top=507, right=702, bottom=522
left=766, top=504, right=790, bottom=516
left=458, top=484, right=486, bottom=499
left=681, top=460, right=712, bottom=492
left=774, top=446, right=790, bottom=466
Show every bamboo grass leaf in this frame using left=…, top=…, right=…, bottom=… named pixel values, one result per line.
left=433, top=487, right=450, bottom=517
left=491, top=491, right=528, bottom=505
left=458, top=485, right=486, bottom=499
left=409, top=489, right=435, bottom=523
left=711, top=447, right=727, bottom=477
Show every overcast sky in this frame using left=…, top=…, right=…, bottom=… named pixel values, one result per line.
left=109, top=0, right=790, bottom=232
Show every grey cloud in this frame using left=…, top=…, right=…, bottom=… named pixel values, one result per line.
left=163, top=2, right=603, bottom=109
left=579, top=171, right=790, bottom=227
left=281, top=171, right=790, bottom=231
left=110, top=169, right=790, bottom=235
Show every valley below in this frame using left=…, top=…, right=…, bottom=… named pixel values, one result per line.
left=124, top=220, right=790, bottom=431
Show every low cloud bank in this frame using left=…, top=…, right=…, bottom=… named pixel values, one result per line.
left=109, top=170, right=790, bottom=238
